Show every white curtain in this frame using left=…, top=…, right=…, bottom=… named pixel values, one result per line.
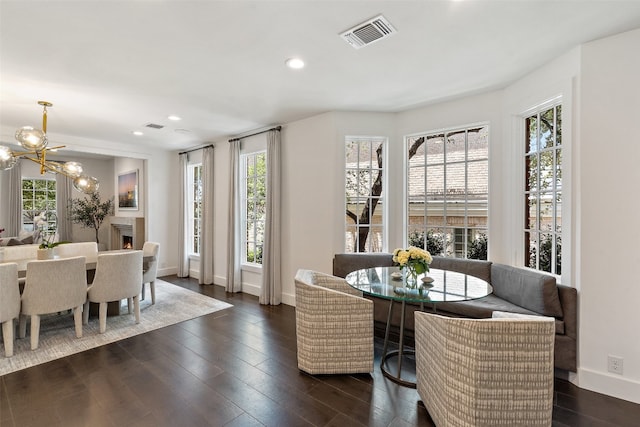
left=200, top=146, right=214, bottom=284
left=226, top=140, right=242, bottom=292
left=7, top=162, right=22, bottom=236
left=56, top=173, right=73, bottom=242
left=177, top=153, right=189, bottom=277
left=260, top=129, right=282, bottom=305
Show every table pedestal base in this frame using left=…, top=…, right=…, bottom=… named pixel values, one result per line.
left=381, top=299, right=418, bottom=388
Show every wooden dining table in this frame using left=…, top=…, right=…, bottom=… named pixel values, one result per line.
left=7, top=249, right=155, bottom=279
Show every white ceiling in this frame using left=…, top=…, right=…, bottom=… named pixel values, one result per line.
left=2, top=1, right=640, bottom=154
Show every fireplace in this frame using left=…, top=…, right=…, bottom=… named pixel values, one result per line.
left=122, top=235, right=133, bottom=249
left=109, top=217, right=145, bottom=250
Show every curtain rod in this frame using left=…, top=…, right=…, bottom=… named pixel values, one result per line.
left=178, top=143, right=214, bottom=155
left=228, top=126, right=281, bottom=143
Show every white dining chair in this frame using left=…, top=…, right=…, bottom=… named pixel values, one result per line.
left=55, top=241, right=98, bottom=258
left=19, top=256, right=88, bottom=350
left=84, top=251, right=143, bottom=333
left=141, top=242, right=160, bottom=304
left=0, top=263, right=21, bottom=357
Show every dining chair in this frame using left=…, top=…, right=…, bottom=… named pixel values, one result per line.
left=55, top=241, right=98, bottom=258
left=83, top=250, right=143, bottom=333
left=19, top=257, right=87, bottom=350
left=0, top=263, right=21, bottom=357
left=141, top=241, right=160, bottom=304
left=294, top=269, right=374, bottom=374
left=414, top=311, right=555, bottom=427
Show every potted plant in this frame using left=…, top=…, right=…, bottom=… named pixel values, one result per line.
left=68, top=192, right=114, bottom=244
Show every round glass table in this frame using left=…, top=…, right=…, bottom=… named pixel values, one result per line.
left=345, top=266, right=493, bottom=387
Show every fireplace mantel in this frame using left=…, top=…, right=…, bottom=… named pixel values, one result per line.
left=109, top=217, right=145, bottom=250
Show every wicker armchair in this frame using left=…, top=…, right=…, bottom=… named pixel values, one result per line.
left=415, top=311, right=555, bottom=426
left=294, top=269, right=373, bottom=375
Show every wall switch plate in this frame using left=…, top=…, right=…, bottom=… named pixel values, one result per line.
left=608, top=355, right=623, bottom=375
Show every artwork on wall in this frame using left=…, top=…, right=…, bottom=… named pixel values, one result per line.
left=118, top=169, right=138, bottom=210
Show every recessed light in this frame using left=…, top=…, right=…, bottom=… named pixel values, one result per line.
left=132, top=131, right=144, bottom=136
left=168, top=115, right=182, bottom=121
left=285, top=57, right=305, bottom=69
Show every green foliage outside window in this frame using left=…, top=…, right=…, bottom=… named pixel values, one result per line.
left=408, top=229, right=445, bottom=256
left=467, top=233, right=488, bottom=260
left=245, top=152, right=266, bottom=265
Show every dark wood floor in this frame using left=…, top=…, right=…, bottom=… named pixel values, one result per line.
left=1, top=275, right=639, bottom=426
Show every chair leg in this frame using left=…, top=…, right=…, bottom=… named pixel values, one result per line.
left=141, top=283, right=146, bottom=301
left=134, top=295, right=140, bottom=324
left=74, top=305, right=83, bottom=338
left=2, top=319, right=14, bottom=357
left=127, top=298, right=133, bottom=314
left=30, top=315, right=40, bottom=350
left=150, top=281, right=156, bottom=305
left=18, top=314, right=27, bottom=339
left=99, top=302, right=107, bottom=334
left=83, top=300, right=90, bottom=325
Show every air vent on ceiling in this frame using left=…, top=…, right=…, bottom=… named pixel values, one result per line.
left=340, top=15, right=396, bottom=49
left=145, top=123, right=164, bottom=129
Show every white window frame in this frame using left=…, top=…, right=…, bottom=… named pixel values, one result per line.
left=404, top=123, right=489, bottom=259
left=344, top=136, right=388, bottom=253
left=22, top=177, right=57, bottom=231
left=241, top=150, right=267, bottom=269
left=522, top=99, right=563, bottom=276
left=187, top=163, right=202, bottom=257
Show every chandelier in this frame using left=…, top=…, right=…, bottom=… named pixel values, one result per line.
left=0, top=101, right=99, bottom=194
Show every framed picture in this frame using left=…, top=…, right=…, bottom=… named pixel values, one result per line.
left=118, top=169, right=138, bottom=210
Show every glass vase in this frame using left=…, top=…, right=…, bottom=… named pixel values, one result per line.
left=405, top=264, right=419, bottom=287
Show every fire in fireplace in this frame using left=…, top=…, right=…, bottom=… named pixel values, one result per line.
left=122, top=235, right=133, bottom=249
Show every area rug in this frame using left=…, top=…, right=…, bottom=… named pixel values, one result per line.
left=1, top=279, right=233, bottom=376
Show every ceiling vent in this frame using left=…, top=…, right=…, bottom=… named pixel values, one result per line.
left=340, top=15, right=396, bottom=49
left=145, top=123, right=164, bottom=129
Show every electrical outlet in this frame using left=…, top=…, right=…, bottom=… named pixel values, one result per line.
left=608, top=355, right=623, bottom=375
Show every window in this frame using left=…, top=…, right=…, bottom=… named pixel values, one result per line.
left=187, top=164, right=202, bottom=255
left=22, top=178, right=57, bottom=231
left=406, top=125, right=489, bottom=259
left=345, top=137, right=387, bottom=252
left=524, top=103, right=562, bottom=275
left=241, top=151, right=266, bottom=265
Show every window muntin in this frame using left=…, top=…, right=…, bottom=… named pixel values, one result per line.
left=187, top=164, right=202, bottom=255
left=22, top=178, right=56, bottom=231
left=241, top=151, right=266, bottom=265
left=406, top=125, right=489, bottom=259
left=345, top=137, right=387, bottom=253
left=524, top=104, right=562, bottom=274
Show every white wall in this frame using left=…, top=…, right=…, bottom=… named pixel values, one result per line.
left=576, top=28, right=640, bottom=403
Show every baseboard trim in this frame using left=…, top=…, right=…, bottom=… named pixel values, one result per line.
left=577, top=367, right=640, bottom=405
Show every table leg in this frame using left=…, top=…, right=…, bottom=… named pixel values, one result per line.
left=380, top=298, right=416, bottom=388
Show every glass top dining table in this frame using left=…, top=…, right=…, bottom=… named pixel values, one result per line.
left=345, top=266, right=493, bottom=388
left=345, top=266, right=493, bottom=304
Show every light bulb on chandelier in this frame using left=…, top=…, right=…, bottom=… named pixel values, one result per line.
left=0, top=101, right=99, bottom=194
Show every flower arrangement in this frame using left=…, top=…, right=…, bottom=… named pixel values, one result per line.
left=34, top=211, right=66, bottom=249
left=393, top=246, right=433, bottom=280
